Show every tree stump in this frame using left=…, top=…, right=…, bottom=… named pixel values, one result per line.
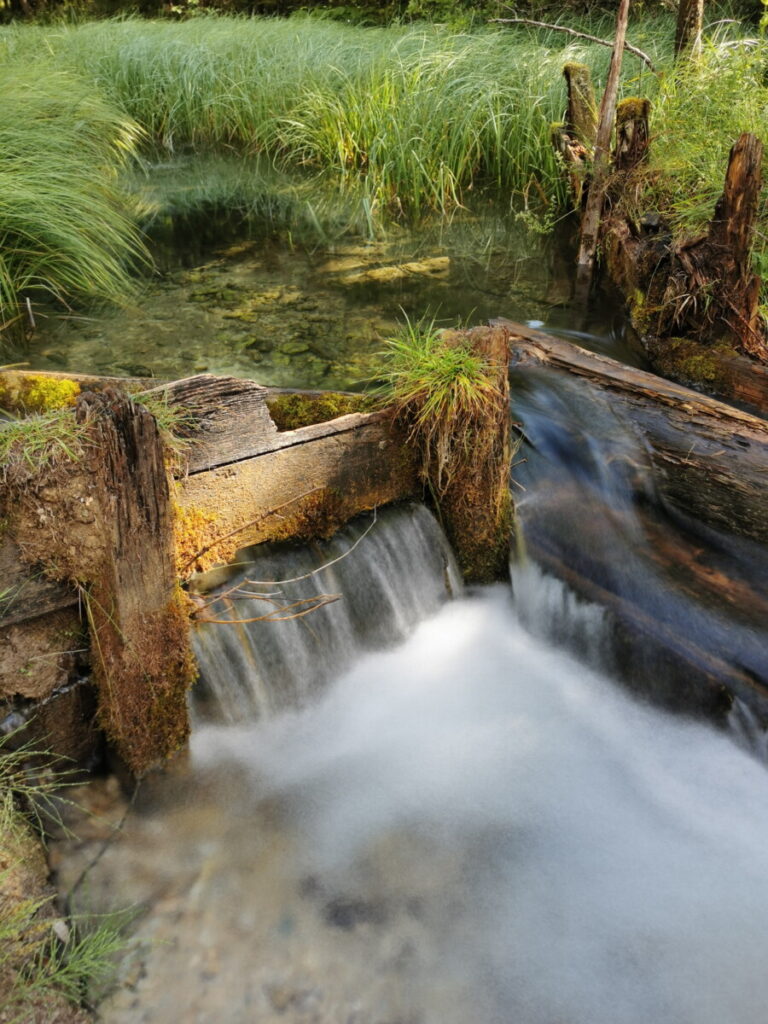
left=656, top=133, right=768, bottom=361
left=613, top=97, right=651, bottom=172
left=428, top=326, right=513, bottom=583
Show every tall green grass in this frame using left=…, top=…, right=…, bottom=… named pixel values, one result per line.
left=0, top=62, right=144, bottom=342
left=648, top=33, right=768, bottom=244
left=1, top=14, right=670, bottom=217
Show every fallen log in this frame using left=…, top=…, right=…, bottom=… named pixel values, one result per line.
left=496, top=318, right=768, bottom=546
left=501, top=319, right=768, bottom=717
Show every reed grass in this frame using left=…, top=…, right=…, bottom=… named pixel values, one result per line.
left=1, top=14, right=671, bottom=217
left=0, top=732, right=128, bottom=1019
left=647, top=32, right=768, bottom=241
left=0, top=62, right=145, bottom=345
left=378, top=314, right=503, bottom=490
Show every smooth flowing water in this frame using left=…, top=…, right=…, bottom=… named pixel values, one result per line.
left=46, top=178, right=768, bottom=1023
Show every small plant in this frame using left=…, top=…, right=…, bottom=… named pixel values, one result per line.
left=0, top=407, right=88, bottom=482
left=378, top=314, right=503, bottom=491
left=0, top=732, right=130, bottom=1020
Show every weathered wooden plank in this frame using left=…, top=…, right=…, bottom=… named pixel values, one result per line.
left=1, top=401, right=419, bottom=628
left=144, top=374, right=279, bottom=474
left=176, top=416, right=420, bottom=577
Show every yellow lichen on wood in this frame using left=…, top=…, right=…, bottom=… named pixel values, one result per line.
left=0, top=372, right=81, bottom=414
left=173, top=502, right=233, bottom=577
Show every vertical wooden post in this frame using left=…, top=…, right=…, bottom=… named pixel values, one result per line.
left=75, top=389, right=195, bottom=776
left=575, top=0, right=631, bottom=297
left=553, top=63, right=599, bottom=208
left=430, top=326, right=513, bottom=583
left=675, top=0, right=704, bottom=58
left=563, top=62, right=598, bottom=147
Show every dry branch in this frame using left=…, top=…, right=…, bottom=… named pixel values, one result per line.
left=490, top=16, right=656, bottom=72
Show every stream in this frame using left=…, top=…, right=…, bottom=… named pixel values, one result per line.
left=48, top=187, right=768, bottom=1023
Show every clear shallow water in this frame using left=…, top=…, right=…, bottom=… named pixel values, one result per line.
left=26, top=167, right=641, bottom=387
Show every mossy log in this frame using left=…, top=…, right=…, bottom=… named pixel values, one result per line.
left=497, top=318, right=768, bottom=546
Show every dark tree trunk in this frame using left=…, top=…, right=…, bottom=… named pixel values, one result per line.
left=675, top=0, right=704, bottom=57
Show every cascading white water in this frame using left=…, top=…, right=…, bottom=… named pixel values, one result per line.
left=187, top=585, right=768, bottom=1024
left=192, top=502, right=461, bottom=722
left=71, top=360, right=768, bottom=1024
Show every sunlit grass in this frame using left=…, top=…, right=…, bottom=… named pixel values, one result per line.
left=0, top=62, right=146, bottom=347
left=378, top=313, right=503, bottom=489
left=0, top=732, right=130, bottom=1020
left=647, top=33, right=768, bottom=239
left=1, top=14, right=671, bottom=217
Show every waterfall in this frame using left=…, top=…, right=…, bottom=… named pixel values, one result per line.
left=510, top=366, right=768, bottom=716
left=191, top=502, right=461, bottom=723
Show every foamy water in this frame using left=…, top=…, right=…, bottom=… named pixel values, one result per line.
left=192, top=586, right=768, bottom=1024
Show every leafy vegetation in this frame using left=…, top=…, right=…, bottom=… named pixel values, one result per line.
left=1, top=14, right=668, bottom=216
left=645, top=33, right=768, bottom=244
left=0, top=733, right=127, bottom=1021
left=0, top=61, right=145, bottom=346
left=378, top=314, right=503, bottom=490
left=0, top=407, right=88, bottom=481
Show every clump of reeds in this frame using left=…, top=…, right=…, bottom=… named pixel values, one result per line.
left=0, top=732, right=128, bottom=1018
left=379, top=315, right=503, bottom=490
left=0, top=62, right=144, bottom=347
left=1, top=14, right=670, bottom=216
left=647, top=32, right=768, bottom=242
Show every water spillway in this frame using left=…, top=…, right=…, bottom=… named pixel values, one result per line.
left=511, top=364, right=768, bottom=716
left=63, top=340, right=768, bottom=1024
left=191, top=502, right=462, bottom=722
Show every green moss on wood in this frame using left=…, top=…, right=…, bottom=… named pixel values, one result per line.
left=616, top=97, right=651, bottom=124
left=267, top=391, right=371, bottom=431
left=649, top=337, right=739, bottom=391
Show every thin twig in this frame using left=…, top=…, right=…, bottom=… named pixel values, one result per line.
left=240, top=507, right=379, bottom=587
left=490, top=17, right=657, bottom=72
left=198, top=594, right=341, bottom=625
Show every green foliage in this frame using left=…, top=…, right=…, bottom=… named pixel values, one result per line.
left=0, top=407, right=88, bottom=480
left=1, top=14, right=669, bottom=219
left=638, top=31, right=768, bottom=290
left=0, top=60, right=145, bottom=348
left=378, top=314, right=501, bottom=490
left=0, top=732, right=131, bottom=1019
